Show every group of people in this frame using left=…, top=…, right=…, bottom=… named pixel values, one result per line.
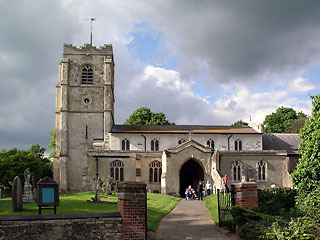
left=185, top=180, right=212, bottom=201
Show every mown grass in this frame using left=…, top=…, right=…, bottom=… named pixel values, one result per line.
left=147, top=193, right=180, bottom=231
left=0, top=192, right=180, bottom=232
left=205, top=194, right=234, bottom=227
left=0, top=191, right=118, bottom=215
left=204, top=194, right=219, bottom=225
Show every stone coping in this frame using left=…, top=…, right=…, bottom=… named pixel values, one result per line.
left=0, top=212, right=120, bottom=222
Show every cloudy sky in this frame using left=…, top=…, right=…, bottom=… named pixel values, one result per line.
left=0, top=0, right=319, bottom=152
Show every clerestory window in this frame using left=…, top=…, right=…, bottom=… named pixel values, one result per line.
left=234, top=139, right=242, bottom=151
left=207, top=139, right=215, bottom=150
left=81, top=65, right=94, bottom=84
left=121, top=138, right=130, bottom=151
left=151, top=139, right=159, bottom=151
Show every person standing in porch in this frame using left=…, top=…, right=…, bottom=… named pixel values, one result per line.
left=197, top=180, right=203, bottom=201
left=205, top=180, right=211, bottom=196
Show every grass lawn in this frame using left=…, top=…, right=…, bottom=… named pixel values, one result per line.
left=0, top=192, right=180, bottom=232
left=0, top=191, right=118, bottom=215
left=204, top=194, right=219, bottom=225
left=147, top=193, right=180, bottom=232
left=204, top=194, right=234, bottom=227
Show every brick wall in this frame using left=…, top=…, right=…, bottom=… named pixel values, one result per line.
left=233, top=182, right=258, bottom=209
left=0, top=213, right=122, bottom=240
left=118, top=182, right=147, bottom=240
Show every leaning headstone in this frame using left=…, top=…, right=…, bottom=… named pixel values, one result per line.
left=12, top=176, right=23, bottom=212
left=23, top=168, right=33, bottom=203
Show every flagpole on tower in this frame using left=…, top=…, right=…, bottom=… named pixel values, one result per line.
left=85, top=18, right=96, bottom=45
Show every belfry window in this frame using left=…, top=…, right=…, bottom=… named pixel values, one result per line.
left=151, top=139, right=159, bottom=151
left=257, top=160, right=266, bottom=181
left=81, top=65, right=94, bottom=84
left=234, top=139, right=242, bottom=150
left=207, top=139, right=214, bottom=150
left=110, top=160, right=124, bottom=181
left=121, top=138, right=130, bottom=151
left=232, top=160, right=242, bottom=181
left=149, top=161, right=162, bottom=183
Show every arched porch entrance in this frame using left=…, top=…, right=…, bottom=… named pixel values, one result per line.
left=179, top=159, right=204, bottom=197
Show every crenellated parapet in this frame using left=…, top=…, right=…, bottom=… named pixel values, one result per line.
left=63, top=43, right=113, bottom=56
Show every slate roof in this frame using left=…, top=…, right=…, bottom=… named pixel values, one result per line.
left=111, top=125, right=260, bottom=134
left=262, top=133, right=301, bottom=154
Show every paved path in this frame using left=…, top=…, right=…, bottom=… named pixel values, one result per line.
left=149, top=199, right=239, bottom=240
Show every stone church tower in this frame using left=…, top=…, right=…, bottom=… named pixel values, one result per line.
left=53, top=44, right=115, bottom=192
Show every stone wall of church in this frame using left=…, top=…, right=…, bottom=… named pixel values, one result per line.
left=216, top=150, right=288, bottom=189
left=110, top=133, right=262, bottom=151
left=54, top=44, right=115, bottom=192
left=162, top=146, right=212, bottom=195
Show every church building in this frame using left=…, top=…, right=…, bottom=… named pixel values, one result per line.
left=53, top=44, right=298, bottom=195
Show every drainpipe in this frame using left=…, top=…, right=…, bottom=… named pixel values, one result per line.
left=141, top=134, right=146, bottom=151
left=95, top=157, right=99, bottom=180
left=227, top=134, right=233, bottom=150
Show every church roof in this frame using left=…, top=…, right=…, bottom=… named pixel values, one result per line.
left=111, top=125, right=260, bottom=134
left=262, top=133, right=301, bottom=154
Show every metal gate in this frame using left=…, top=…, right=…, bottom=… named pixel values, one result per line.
left=217, top=184, right=235, bottom=233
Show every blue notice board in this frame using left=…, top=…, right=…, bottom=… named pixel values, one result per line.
left=42, top=188, right=54, bottom=203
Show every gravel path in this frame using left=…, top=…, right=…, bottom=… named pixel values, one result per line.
left=148, top=199, right=239, bottom=240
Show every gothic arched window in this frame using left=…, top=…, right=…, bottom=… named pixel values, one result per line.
left=178, top=139, right=186, bottom=145
left=234, top=139, right=242, bottom=150
left=149, top=161, right=162, bottom=183
left=121, top=138, right=130, bottom=151
left=207, top=139, right=215, bottom=150
left=232, top=160, right=242, bottom=181
left=151, top=139, right=159, bottom=151
left=257, top=160, right=266, bottom=181
left=81, top=65, right=94, bottom=84
left=110, top=160, right=124, bottom=181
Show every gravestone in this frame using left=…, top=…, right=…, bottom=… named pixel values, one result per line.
left=23, top=168, right=34, bottom=203
left=12, top=176, right=23, bottom=212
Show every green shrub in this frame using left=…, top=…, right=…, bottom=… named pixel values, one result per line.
left=296, top=186, right=320, bottom=222
left=257, top=187, right=297, bottom=216
left=264, top=216, right=320, bottom=240
left=230, top=206, right=276, bottom=240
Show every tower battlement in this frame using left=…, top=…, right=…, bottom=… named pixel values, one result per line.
left=63, top=43, right=113, bottom=56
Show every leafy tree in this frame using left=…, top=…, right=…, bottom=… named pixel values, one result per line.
left=291, top=94, right=320, bottom=219
left=285, top=117, right=307, bottom=133
left=0, top=145, right=53, bottom=189
left=124, top=107, right=174, bottom=125
left=231, top=120, right=249, bottom=126
left=48, top=127, right=56, bottom=159
left=263, top=106, right=306, bottom=133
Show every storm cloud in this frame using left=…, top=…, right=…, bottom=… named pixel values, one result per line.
left=0, top=0, right=319, bottom=151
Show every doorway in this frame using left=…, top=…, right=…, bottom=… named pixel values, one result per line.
left=179, top=159, right=204, bottom=197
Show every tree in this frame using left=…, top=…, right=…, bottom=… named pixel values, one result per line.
left=124, top=107, right=174, bottom=125
left=285, top=117, right=307, bottom=133
left=263, top=106, right=306, bottom=133
left=231, top=120, right=249, bottom=126
left=0, top=145, right=53, bottom=189
left=291, top=94, right=320, bottom=219
left=48, top=127, right=56, bottom=159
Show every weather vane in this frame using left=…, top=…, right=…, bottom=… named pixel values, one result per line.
left=85, top=18, right=96, bottom=45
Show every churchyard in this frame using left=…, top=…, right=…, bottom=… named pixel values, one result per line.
left=0, top=191, right=180, bottom=232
